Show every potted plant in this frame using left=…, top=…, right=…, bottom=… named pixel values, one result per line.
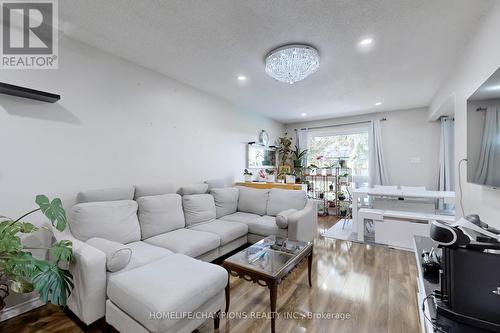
left=275, top=133, right=293, bottom=166
left=339, top=171, right=350, bottom=183
left=325, top=163, right=336, bottom=176
left=265, top=169, right=276, bottom=183
left=258, top=169, right=267, bottom=182
left=308, top=164, right=318, bottom=176
left=337, top=190, right=346, bottom=201
left=0, top=195, right=73, bottom=311
left=243, top=169, right=253, bottom=182
left=314, top=155, right=326, bottom=175
left=285, top=172, right=296, bottom=184
left=291, top=145, right=308, bottom=169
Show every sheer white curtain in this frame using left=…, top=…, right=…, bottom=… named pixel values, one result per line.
left=474, top=106, right=500, bottom=184
left=368, top=119, right=389, bottom=187
left=297, top=128, right=309, bottom=157
left=438, top=117, right=455, bottom=191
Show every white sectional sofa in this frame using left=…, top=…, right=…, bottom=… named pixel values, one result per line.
left=57, top=183, right=317, bottom=333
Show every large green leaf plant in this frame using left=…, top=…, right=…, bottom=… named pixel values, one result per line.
left=0, top=195, right=73, bottom=311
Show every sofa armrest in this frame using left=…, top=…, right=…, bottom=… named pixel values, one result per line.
left=287, top=199, right=318, bottom=242
left=53, top=230, right=107, bottom=325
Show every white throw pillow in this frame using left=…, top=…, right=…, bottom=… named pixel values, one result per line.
left=275, top=209, right=298, bottom=229
left=210, top=187, right=239, bottom=218
left=179, top=183, right=209, bottom=195
left=237, top=187, right=269, bottom=216
left=68, top=200, right=141, bottom=244
left=86, top=237, right=132, bottom=272
left=182, top=194, right=216, bottom=226
left=266, top=189, right=307, bottom=216
left=137, top=194, right=185, bottom=239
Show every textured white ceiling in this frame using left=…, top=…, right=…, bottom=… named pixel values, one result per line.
left=59, top=0, right=494, bottom=123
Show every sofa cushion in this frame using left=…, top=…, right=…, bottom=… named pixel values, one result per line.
left=210, top=187, right=239, bottom=218
left=134, top=183, right=176, bottom=199
left=144, top=229, right=220, bottom=258
left=190, top=220, right=248, bottom=245
left=179, top=183, right=208, bottom=195
left=68, top=200, right=141, bottom=244
left=76, top=186, right=135, bottom=203
left=137, top=194, right=185, bottom=239
left=275, top=209, right=299, bottom=229
left=108, top=241, right=174, bottom=277
left=205, top=178, right=229, bottom=190
left=237, top=187, right=269, bottom=215
left=266, top=189, right=307, bottom=216
left=182, top=194, right=216, bottom=226
left=219, top=212, right=261, bottom=223
left=86, top=237, right=132, bottom=272
left=107, top=255, right=227, bottom=333
left=245, top=216, right=288, bottom=238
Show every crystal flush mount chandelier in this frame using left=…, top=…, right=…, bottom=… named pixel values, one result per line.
left=265, top=44, right=320, bottom=84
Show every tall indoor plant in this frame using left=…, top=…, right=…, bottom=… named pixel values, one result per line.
left=0, top=195, right=73, bottom=311
left=276, top=133, right=293, bottom=166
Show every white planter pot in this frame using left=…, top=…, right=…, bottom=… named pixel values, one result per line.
left=303, top=168, right=311, bottom=176
left=317, top=168, right=326, bottom=176
left=285, top=175, right=296, bottom=184
left=244, top=175, right=253, bottom=182
left=266, top=175, right=276, bottom=183
left=326, top=168, right=334, bottom=176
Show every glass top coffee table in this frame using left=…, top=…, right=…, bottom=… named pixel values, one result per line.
left=223, top=235, right=313, bottom=333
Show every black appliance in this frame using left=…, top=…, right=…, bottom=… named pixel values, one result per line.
left=437, top=245, right=500, bottom=332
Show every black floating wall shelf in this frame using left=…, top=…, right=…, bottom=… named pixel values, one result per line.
left=0, top=82, right=60, bottom=103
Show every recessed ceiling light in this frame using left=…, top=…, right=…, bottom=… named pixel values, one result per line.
left=237, top=75, right=247, bottom=81
left=375, top=102, right=382, bottom=106
left=359, top=38, right=373, bottom=46
left=301, top=113, right=307, bottom=117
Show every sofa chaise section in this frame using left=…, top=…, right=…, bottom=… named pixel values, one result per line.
left=106, top=256, right=227, bottom=333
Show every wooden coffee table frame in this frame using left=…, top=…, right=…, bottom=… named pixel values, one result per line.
left=223, top=243, right=313, bottom=333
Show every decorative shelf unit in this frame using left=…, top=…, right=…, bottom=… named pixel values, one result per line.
left=304, top=167, right=351, bottom=216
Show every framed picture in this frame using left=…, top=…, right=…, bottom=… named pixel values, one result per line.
left=278, top=165, right=291, bottom=175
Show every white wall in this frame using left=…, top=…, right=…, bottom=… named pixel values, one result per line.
left=0, top=36, right=284, bottom=219
left=0, top=35, right=283, bottom=314
left=286, top=108, right=441, bottom=190
left=429, top=1, right=500, bottom=228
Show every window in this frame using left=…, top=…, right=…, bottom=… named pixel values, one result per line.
left=307, top=127, right=369, bottom=178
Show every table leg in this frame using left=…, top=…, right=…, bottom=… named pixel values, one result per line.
left=307, top=250, right=313, bottom=287
left=214, top=310, right=220, bottom=330
left=269, top=281, right=277, bottom=333
left=225, top=270, right=230, bottom=313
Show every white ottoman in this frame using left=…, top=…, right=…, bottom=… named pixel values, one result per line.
left=105, top=255, right=227, bottom=333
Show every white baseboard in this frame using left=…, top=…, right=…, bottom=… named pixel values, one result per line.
left=0, top=297, right=45, bottom=322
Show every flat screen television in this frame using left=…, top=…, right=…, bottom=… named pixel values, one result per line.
left=467, top=68, right=500, bottom=188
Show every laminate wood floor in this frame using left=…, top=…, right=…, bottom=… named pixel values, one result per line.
left=0, top=216, right=420, bottom=333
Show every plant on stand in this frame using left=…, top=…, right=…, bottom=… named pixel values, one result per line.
left=0, top=195, right=73, bottom=311
left=265, top=169, right=276, bottom=183
left=337, top=190, right=346, bottom=201
left=243, top=169, right=253, bottom=182
left=314, top=155, right=326, bottom=175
